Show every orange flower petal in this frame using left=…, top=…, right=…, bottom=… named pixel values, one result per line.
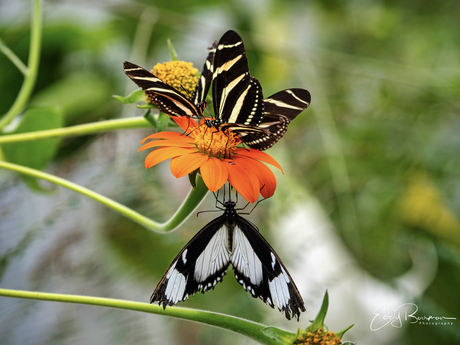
left=170, top=153, right=209, bottom=178
left=200, top=157, right=229, bottom=192
left=233, top=156, right=276, bottom=199
left=144, top=147, right=196, bottom=168
left=234, top=148, right=284, bottom=173
left=223, top=160, right=260, bottom=203
left=172, top=116, right=198, bottom=132
left=140, top=131, right=194, bottom=144
left=139, top=139, right=195, bottom=152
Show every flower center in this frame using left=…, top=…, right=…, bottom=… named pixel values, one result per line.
left=151, top=61, right=199, bottom=97
left=192, top=124, right=240, bottom=159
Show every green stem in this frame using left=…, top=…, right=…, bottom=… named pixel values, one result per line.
left=0, top=117, right=152, bottom=144
left=0, top=160, right=208, bottom=232
left=0, top=39, right=29, bottom=75
left=0, top=0, right=43, bottom=130
left=0, top=289, right=278, bottom=345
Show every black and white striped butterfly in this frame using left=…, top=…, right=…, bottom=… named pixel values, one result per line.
left=206, top=30, right=267, bottom=140
left=123, top=42, right=216, bottom=118
left=208, top=30, right=311, bottom=150
left=150, top=199, right=306, bottom=321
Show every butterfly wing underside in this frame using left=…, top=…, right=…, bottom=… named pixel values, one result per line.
left=150, top=216, right=231, bottom=308
left=231, top=215, right=306, bottom=321
left=123, top=61, right=202, bottom=118
left=243, top=88, right=311, bottom=150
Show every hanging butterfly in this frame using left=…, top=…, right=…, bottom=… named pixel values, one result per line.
left=206, top=30, right=311, bottom=150
left=150, top=199, right=306, bottom=321
left=123, top=41, right=216, bottom=118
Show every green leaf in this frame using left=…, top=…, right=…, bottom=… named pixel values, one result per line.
left=113, top=89, right=145, bottom=104
left=307, top=290, right=329, bottom=333
left=336, top=324, right=354, bottom=340
left=167, top=39, right=179, bottom=61
left=1, top=107, right=63, bottom=191
left=260, top=326, right=297, bottom=345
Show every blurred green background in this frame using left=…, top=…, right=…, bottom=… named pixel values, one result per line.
left=1, top=0, right=460, bottom=344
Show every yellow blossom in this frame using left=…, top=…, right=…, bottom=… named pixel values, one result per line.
left=150, top=61, right=199, bottom=98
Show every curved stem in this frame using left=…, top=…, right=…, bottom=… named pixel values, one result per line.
left=0, top=39, right=28, bottom=75
left=0, top=289, right=278, bottom=345
left=0, top=0, right=43, bottom=130
left=0, top=160, right=208, bottom=232
left=0, top=117, right=152, bottom=144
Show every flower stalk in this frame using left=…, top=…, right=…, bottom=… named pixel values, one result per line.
left=0, top=288, right=283, bottom=345
left=0, top=117, right=152, bottom=144
left=0, top=160, right=208, bottom=232
left=0, top=0, right=43, bottom=130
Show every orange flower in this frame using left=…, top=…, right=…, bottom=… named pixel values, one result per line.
left=138, top=117, right=283, bottom=203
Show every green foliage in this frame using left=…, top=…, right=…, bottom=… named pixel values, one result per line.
left=1, top=107, right=63, bottom=190
left=2, top=0, right=460, bottom=344
left=113, top=89, right=145, bottom=104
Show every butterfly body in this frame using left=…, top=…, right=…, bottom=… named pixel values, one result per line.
left=151, top=200, right=306, bottom=321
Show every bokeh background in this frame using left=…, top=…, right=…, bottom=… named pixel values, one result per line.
left=1, top=0, right=460, bottom=344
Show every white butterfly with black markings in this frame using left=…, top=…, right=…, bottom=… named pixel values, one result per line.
left=150, top=199, right=306, bottom=321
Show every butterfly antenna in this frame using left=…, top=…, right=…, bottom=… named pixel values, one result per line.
left=196, top=208, right=222, bottom=217
left=212, top=190, right=226, bottom=208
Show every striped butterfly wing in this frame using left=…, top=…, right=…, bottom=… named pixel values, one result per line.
left=123, top=61, right=202, bottom=118
left=231, top=213, right=306, bottom=321
left=190, top=41, right=217, bottom=110
left=211, top=30, right=265, bottom=129
left=123, top=44, right=215, bottom=118
left=242, top=88, right=311, bottom=150
left=150, top=215, right=231, bottom=308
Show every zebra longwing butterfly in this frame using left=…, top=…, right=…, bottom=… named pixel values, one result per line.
left=150, top=199, right=306, bottom=321
left=207, top=30, right=267, bottom=139
left=123, top=42, right=216, bottom=118
left=242, top=88, right=311, bottom=150
left=208, top=30, right=311, bottom=150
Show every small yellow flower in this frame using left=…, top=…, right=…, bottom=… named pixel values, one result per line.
left=150, top=61, right=199, bottom=98
left=295, top=328, right=342, bottom=345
